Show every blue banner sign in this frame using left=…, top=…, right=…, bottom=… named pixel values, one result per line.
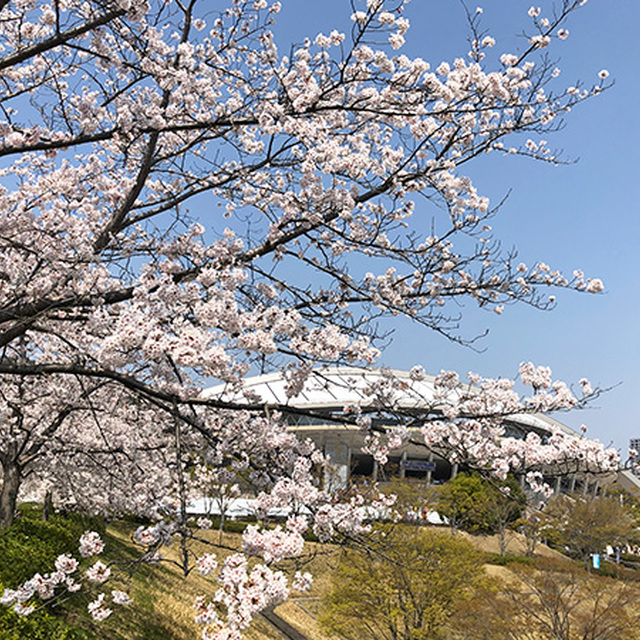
left=402, top=460, right=436, bottom=471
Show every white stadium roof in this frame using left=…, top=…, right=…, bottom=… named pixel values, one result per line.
left=203, top=367, right=578, bottom=438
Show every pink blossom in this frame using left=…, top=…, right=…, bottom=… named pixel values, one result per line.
left=196, top=554, right=219, bottom=576
left=86, top=561, right=111, bottom=583
left=13, top=603, right=36, bottom=617
left=111, top=590, right=132, bottom=605
left=197, top=517, right=213, bottom=530
left=586, top=278, right=604, bottom=293
left=79, top=532, right=104, bottom=558
left=88, top=594, right=112, bottom=621
left=55, top=555, right=79, bottom=574
left=292, top=571, right=313, bottom=592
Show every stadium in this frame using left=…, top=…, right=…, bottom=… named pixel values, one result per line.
left=205, top=367, right=628, bottom=496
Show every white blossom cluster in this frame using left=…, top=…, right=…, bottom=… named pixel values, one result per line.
left=0, top=531, right=133, bottom=622
left=0, top=0, right=618, bottom=637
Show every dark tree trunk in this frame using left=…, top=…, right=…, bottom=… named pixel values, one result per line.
left=499, top=526, right=507, bottom=556
left=0, top=462, right=21, bottom=531
left=42, top=489, right=53, bottom=521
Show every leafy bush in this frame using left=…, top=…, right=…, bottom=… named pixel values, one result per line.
left=619, top=553, right=640, bottom=564
left=0, top=506, right=104, bottom=639
left=320, top=526, right=487, bottom=640
left=436, top=472, right=527, bottom=535
left=0, top=607, right=90, bottom=640
left=0, top=505, right=104, bottom=587
left=485, top=552, right=534, bottom=566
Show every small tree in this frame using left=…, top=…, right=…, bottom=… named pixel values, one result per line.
left=602, top=485, right=640, bottom=529
left=436, top=472, right=526, bottom=553
left=320, top=526, right=487, bottom=640
left=381, top=477, right=438, bottom=523
left=485, top=476, right=528, bottom=556
left=188, top=464, right=241, bottom=542
left=452, top=558, right=640, bottom=640
left=514, top=512, right=549, bottom=557
left=543, top=494, right=637, bottom=565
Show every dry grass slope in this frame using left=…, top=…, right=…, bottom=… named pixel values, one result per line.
left=89, top=523, right=635, bottom=640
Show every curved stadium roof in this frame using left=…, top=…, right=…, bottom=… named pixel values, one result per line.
left=204, top=366, right=579, bottom=438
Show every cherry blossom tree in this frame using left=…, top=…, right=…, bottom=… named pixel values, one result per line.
left=0, top=375, right=179, bottom=529
left=187, top=464, right=241, bottom=542
left=0, top=0, right=622, bottom=636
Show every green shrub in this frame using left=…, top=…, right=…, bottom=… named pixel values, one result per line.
left=0, top=607, right=90, bottom=640
left=620, top=553, right=640, bottom=564
left=0, top=507, right=104, bottom=587
left=190, top=516, right=255, bottom=534
left=485, top=552, right=534, bottom=566
left=436, top=472, right=526, bottom=535
left=0, top=507, right=105, bottom=640
left=593, top=563, right=622, bottom=579
left=220, top=518, right=254, bottom=534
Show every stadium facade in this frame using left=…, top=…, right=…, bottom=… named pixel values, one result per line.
left=205, top=367, right=622, bottom=495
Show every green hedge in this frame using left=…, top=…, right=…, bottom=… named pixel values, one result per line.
left=0, top=504, right=104, bottom=587
left=0, top=505, right=104, bottom=640
left=484, top=552, right=534, bottom=566
left=0, top=607, right=90, bottom=640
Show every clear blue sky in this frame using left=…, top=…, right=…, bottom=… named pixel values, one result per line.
left=272, top=1, right=640, bottom=454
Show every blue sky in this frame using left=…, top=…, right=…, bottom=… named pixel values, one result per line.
left=271, top=1, right=640, bottom=454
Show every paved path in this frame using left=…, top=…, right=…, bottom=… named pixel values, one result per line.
left=261, top=606, right=311, bottom=640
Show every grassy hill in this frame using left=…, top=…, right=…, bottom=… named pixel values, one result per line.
left=1, top=508, right=637, bottom=640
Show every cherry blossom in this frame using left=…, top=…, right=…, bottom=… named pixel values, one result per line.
left=111, top=590, right=133, bottom=606
left=55, top=555, right=79, bottom=575
left=1, top=529, right=133, bottom=622
left=79, top=532, right=105, bottom=558
left=0, top=0, right=620, bottom=636
left=86, top=561, right=111, bottom=584
left=88, top=594, right=113, bottom=622
left=196, top=554, right=219, bottom=577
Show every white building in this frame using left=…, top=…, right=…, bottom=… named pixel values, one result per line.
left=205, top=367, right=605, bottom=494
